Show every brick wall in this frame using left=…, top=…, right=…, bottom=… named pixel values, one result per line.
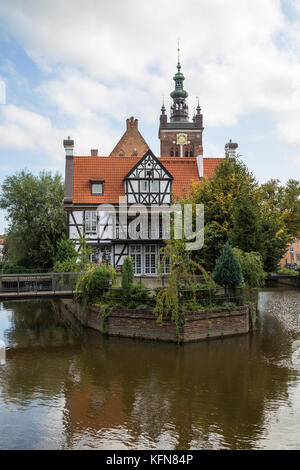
left=61, top=300, right=250, bottom=343
left=280, top=238, right=300, bottom=267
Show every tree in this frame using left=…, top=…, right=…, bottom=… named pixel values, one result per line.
left=197, top=222, right=227, bottom=272
left=155, top=239, right=215, bottom=342
left=259, top=212, right=291, bottom=272
left=213, top=242, right=243, bottom=291
left=122, top=256, right=134, bottom=292
left=233, top=248, right=265, bottom=288
left=182, top=157, right=293, bottom=272
left=55, top=238, right=77, bottom=263
left=230, top=196, right=263, bottom=253
left=260, top=179, right=300, bottom=239
left=184, top=157, right=260, bottom=270
left=0, top=170, right=66, bottom=270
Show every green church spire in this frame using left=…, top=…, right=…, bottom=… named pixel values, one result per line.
left=170, top=44, right=189, bottom=122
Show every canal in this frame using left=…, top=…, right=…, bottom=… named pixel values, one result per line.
left=0, top=288, right=300, bottom=450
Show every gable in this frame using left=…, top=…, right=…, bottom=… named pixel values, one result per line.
left=109, top=116, right=150, bottom=158
left=124, top=150, right=173, bottom=180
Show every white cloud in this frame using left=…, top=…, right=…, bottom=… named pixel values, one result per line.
left=0, top=0, right=300, bottom=155
left=0, top=104, right=119, bottom=160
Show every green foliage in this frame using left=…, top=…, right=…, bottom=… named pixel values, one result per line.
left=99, top=303, right=114, bottom=333
left=213, top=242, right=243, bottom=290
left=53, top=237, right=94, bottom=273
left=103, top=283, right=151, bottom=310
left=230, top=196, right=263, bottom=253
left=128, top=284, right=150, bottom=302
left=154, top=239, right=215, bottom=342
left=182, top=157, right=294, bottom=272
left=197, top=221, right=228, bottom=272
left=77, top=237, right=93, bottom=269
left=75, top=264, right=115, bottom=305
left=104, top=286, right=123, bottom=301
left=233, top=248, right=265, bottom=288
left=121, top=256, right=134, bottom=293
left=278, top=267, right=298, bottom=275
left=52, top=257, right=80, bottom=273
left=0, top=262, right=35, bottom=274
left=259, top=213, right=291, bottom=272
left=55, top=238, right=77, bottom=263
left=0, top=170, right=66, bottom=270
left=260, top=178, right=300, bottom=238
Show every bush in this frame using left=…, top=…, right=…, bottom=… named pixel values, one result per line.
left=122, top=256, right=134, bottom=292
left=128, top=283, right=150, bottom=302
left=52, top=258, right=80, bottom=273
left=233, top=248, right=265, bottom=288
left=103, top=286, right=123, bottom=301
left=1, top=262, right=36, bottom=274
left=278, top=267, right=298, bottom=275
left=56, top=238, right=77, bottom=263
left=213, top=241, right=243, bottom=291
left=75, top=264, right=115, bottom=305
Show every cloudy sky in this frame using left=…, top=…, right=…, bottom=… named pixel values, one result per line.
left=0, top=0, right=300, bottom=233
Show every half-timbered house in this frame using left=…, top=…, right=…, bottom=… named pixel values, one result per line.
left=63, top=54, right=238, bottom=276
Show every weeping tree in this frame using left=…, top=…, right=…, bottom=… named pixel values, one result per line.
left=155, top=239, right=215, bottom=342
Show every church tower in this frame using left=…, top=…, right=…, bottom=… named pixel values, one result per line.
left=159, top=48, right=204, bottom=158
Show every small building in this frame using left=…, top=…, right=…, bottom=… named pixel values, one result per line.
left=63, top=53, right=238, bottom=277
left=280, top=239, right=300, bottom=267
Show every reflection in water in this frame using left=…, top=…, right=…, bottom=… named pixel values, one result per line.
left=0, top=289, right=300, bottom=450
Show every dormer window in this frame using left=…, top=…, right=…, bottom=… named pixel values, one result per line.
left=90, top=180, right=104, bottom=195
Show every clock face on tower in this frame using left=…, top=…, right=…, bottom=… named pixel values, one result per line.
left=176, top=133, right=188, bottom=145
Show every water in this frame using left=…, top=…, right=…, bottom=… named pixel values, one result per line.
left=0, top=288, right=300, bottom=450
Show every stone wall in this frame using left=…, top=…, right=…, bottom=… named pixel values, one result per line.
left=61, top=299, right=250, bottom=343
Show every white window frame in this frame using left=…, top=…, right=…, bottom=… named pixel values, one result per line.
left=85, top=211, right=97, bottom=234
left=130, top=245, right=142, bottom=275
left=91, top=182, right=103, bottom=195
left=144, top=245, right=157, bottom=275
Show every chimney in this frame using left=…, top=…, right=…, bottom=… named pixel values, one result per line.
left=63, top=136, right=74, bottom=204
left=126, top=116, right=138, bottom=130
left=225, top=139, right=238, bottom=161
left=196, top=155, right=204, bottom=179
left=63, top=136, right=74, bottom=156
left=91, top=149, right=98, bottom=156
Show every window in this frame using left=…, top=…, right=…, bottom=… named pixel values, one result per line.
left=85, top=211, right=97, bottom=233
left=190, top=151, right=193, bottom=157
left=145, top=245, right=156, bottom=274
left=91, top=181, right=103, bottom=195
left=170, top=149, right=174, bottom=157
left=130, top=245, right=142, bottom=275
left=141, top=180, right=149, bottom=192
left=151, top=181, right=158, bottom=192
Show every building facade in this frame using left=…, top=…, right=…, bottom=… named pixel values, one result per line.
left=280, top=239, right=300, bottom=267
left=64, top=55, right=236, bottom=276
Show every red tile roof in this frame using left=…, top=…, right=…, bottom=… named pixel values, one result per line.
left=72, top=156, right=222, bottom=204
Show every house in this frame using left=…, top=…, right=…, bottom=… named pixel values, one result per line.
left=280, top=239, right=300, bottom=267
left=63, top=53, right=237, bottom=276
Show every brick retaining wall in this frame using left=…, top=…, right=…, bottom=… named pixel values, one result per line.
left=61, top=299, right=250, bottom=343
